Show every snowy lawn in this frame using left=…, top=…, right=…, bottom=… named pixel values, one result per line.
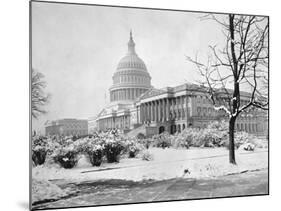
left=33, top=147, right=268, bottom=182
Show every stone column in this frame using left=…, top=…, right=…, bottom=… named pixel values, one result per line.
left=151, top=102, right=154, bottom=122
left=181, top=96, right=185, bottom=119
left=144, top=104, right=147, bottom=123
left=146, top=103, right=149, bottom=122
left=139, top=105, right=142, bottom=124
left=176, top=97, right=179, bottom=120
left=150, top=102, right=153, bottom=122
left=163, top=99, right=166, bottom=122
left=158, top=100, right=161, bottom=122
left=136, top=106, right=139, bottom=124
left=148, top=103, right=151, bottom=122
left=144, top=103, right=147, bottom=123
left=170, top=98, right=173, bottom=120
left=180, top=96, right=184, bottom=119
left=147, top=103, right=150, bottom=122
left=166, top=98, right=170, bottom=121
left=154, top=101, right=158, bottom=122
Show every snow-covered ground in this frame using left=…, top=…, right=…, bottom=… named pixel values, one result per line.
left=33, top=147, right=268, bottom=183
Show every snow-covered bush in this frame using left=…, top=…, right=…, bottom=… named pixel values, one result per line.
left=72, top=138, right=89, bottom=153
left=129, top=143, right=143, bottom=158
left=137, top=138, right=152, bottom=149
left=152, top=132, right=172, bottom=149
left=173, top=121, right=228, bottom=148
left=86, top=139, right=104, bottom=166
left=52, top=144, right=79, bottom=169
left=103, top=137, right=125, bottom=163
left=32, top=136, right=48, bottom=166
left=239, top=143, right=255, bottom=151
left=142, top=150, right=154, bottom=161
left=207, top=120, right=228, bottom=131
left=171, top=135, right=190, bottom=149
left=136, top=133, right=146, bottom=139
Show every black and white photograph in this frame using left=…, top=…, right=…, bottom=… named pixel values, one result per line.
left=30, top=1, right=269, bottom=210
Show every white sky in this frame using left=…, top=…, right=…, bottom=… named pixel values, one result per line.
left=31, top=1, right=227, bottom=132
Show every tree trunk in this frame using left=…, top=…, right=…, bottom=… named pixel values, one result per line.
left=229, top=117, right=236, bottom=164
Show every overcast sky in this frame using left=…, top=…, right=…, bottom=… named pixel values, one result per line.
left=32, top=1, right=227, bottom=132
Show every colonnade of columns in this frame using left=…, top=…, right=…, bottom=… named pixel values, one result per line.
left=110, top=88, right=147, bottom=102
left=138, top=95, right=190, bottom=124
left=98, top=115, right=130, bottom=131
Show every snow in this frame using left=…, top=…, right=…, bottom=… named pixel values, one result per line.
left=33, top=147, right=268, bottom=183
left=214, top=105, right=231, bottom=117
left=32, top=178, right=70, bottom=203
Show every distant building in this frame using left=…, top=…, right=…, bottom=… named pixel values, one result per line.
left=45, top=118, right=88, bottom=136
left=95, top=31, right=268, bottom=137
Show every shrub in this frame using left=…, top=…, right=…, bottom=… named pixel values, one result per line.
left=142, top=150, right=154, bottom=161
left=153, top=132, right=172, bottom=149
left=124, top=140, right=143, bottom=158
left=136, top=133, right=146, bottom=139
left=73, top=137, right=90, bottom=153
left=175, top=121, right=228, bottom=148
left=52, top=145, right=79, bottom=169
left=32, top=147, right=47, bottom=166
left=88, top=149, right=103, bottom=166
left=171, top=135, right=189, bottom=149
left=32, top=136, right=48, bottom=166
left=239, top=143, right=255, bottom=151
left=137, top=138, right=152, bottom=149
left=103, top=138, right=125, bottom=163
left=86, top=139, right=104, bottom=166
left=222, top=131, right=258, bottom=149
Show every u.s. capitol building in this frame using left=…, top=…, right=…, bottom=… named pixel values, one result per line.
left=95, top=32, right=268, bottom=137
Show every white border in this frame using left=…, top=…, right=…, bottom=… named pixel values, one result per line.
left=0, top=0, right=279, bottom=211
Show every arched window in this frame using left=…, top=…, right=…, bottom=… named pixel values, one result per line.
left=208, top=108, right=212, bottom=116
left=203, top=107, right=207, bottom=116
left=197, top=107, right=201, bottom=116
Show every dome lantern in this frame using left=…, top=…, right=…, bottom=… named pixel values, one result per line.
left=128, top=30, right=136, bottom=55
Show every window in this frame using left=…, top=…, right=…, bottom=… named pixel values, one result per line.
left=197, top=107, right=201, bottom=116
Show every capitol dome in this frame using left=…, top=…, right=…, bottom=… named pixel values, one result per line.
left=117, top=52, right=147, bottom=71
left=109, top=31, right=152, bottom=103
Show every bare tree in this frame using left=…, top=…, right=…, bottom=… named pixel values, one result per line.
left=31, top=68, right=50, bottom=119
left=187, top=14, right=269, bottom=164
